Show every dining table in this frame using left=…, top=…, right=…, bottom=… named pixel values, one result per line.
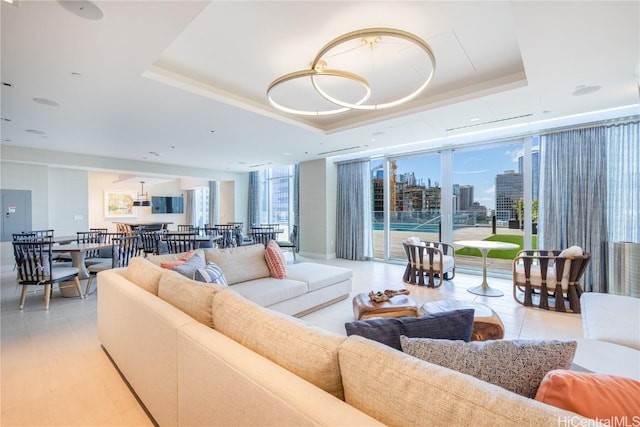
left=51, top=241, right=113, bottom=297
left=454, top=240, right=519, bottom=297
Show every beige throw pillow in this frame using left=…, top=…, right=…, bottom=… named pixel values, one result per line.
left=123, top=257, right=165, bottom=295
left=205, top=244, right=271, bottom=285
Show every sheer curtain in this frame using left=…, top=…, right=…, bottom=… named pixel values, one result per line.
left=336, top=160, right=373, bottom=260
left=292, top=164, right=300, bottom=251
left=208, top=181, right=219, bottom=227
left=539, top=126, right=607, bottom=292
left=606, top=121, right=639, bottom=243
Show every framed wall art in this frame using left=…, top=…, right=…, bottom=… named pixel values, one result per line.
left=104, top=190, right=136, bottom=218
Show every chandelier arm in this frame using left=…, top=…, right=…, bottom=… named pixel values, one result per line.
left=266, top=68, right=371, bottom=116
left=310, top=28, right=436, bottom=111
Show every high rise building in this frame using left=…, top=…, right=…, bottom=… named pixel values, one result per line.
left=458, top=185, right=474, bottom=211
left=495, top=170, right=523, bottom=221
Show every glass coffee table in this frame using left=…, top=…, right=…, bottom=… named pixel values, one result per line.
left=455, top=240, right=519, bottom=297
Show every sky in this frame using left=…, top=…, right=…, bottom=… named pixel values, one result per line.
left=374, top=142, right=534, bottom=210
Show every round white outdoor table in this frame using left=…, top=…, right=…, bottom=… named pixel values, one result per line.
left=454, top=240, right=519, bottom=297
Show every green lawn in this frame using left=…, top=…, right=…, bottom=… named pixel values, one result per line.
left=455, top=235, right=538, bottom=259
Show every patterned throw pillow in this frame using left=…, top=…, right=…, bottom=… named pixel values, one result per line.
left=172, top=253, right=205, bottom=279
left=400, top=337, right=577, bottom=398
left=345, top=309, right=475, bottom=350
left=264, top=239, right=287, bottom=279
left=194, top=262, right=228, bottom=285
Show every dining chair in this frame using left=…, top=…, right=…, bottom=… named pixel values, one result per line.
left=139, top=230, right=164, bottom=256
left=91, top=232, right=126, bottom=263
left=12, top=240, right=84, bottom=309
left=76, top=230, right=102, bottom=262
left=85, top=235, right=139, bottom=296
left=163, top=232, right=197, bottom=254
left=276, top=225, right=298, bottom=260
left=248, top=231, right=275, bottom=247
left=177, top=224, right=199, bottom=233
left=215, top=225, right=237, bottom=248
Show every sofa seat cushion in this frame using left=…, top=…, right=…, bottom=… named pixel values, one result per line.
left=230, top=278, right=307, bottom=308
left=205, top=244, right=271, bottom=285
left=123, top=257, right=166, bottom=295
left=286, top=263, right=352, bottom=292
left=514, top=264, right=566, bottom=290
left=581, top=293, right=640, bottom=350
left=211, top=289, right=347, bottom=399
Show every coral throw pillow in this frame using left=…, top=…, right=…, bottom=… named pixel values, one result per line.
left=535, top=369, right=640, bottom=420
left=264, top=240, right=287, bottom=279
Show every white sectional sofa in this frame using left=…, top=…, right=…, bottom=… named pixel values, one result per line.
left=146, top=244, right=353, bottom=317
left=97, top=251, right=592, bottom=426
left=574, top=292, right=640, bottom=380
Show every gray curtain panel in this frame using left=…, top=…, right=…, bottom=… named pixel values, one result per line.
left=606, top=121, right=639, bottom=243
left=293, top=164, right=300, bottom=252
left=336, top=160, right=373, bottom=260
left=540, top=126, right=607, bottom=292
left=185, top=189, right=197, bottom=227
left=247, top=171, right=261, bottom=227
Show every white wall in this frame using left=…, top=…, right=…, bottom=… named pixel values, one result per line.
left=1, top=157, right=250, bottom=267
left=299, top=158, right=337, bottom=259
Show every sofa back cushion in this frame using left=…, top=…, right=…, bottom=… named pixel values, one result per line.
left=123, top=257, right=165, bottom=295
left=205, top=244, right=270, bottom=285
left=211, top=289, right=346, bottom=399
left=338, top=335, right=585, bottom=426
left=157, top=269, right=226, bottom=328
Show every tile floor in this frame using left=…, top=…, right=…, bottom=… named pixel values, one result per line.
left=1, top=256, right=584, bottom=426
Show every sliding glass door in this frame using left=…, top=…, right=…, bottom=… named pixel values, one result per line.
left=371, top=138, right=539, bottom=274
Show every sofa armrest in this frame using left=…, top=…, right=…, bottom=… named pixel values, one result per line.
left=97, top=269, right=198, bottom=427
left=176, top=322, right=384, bottom=426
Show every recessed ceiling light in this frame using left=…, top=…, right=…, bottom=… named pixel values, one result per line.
left=572, top=85, right=601, bottom=96
left=470, top=117, right=480, bottom=122
left=283, top=152, right=292, bottom=156
left=58, top=1, right=104, bottom=20
left=2, top=82, right=13, bottom=87
left=33, top=98, right=60, bottom=107
left=238, top=161, right=247, bottom=165
left=71, top=72, right=83, bottom=77
left=209, top=130, right=215, bottom=134
left=1, top=117, right=11, bottom=122
left=26, top=129, right=46, bottom=135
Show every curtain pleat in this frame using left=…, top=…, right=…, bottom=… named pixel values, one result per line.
left=293, top=164, right=300, bottom=252
left=336, top=160, right=373, bottom=260
left=247, top=171, right=261, bottom=227
left=185, top=189, right=197, bottom=226
left=540, top=127, right=607, bottom=292
left=606, top=121, right=639, bottom=243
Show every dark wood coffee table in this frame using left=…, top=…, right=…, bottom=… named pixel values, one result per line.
left=352, top=292, right=418, bottom=320
left=419, top=299, right=504, bottom=341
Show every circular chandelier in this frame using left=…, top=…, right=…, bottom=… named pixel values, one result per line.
left=266, top=28, right=436, bottom=116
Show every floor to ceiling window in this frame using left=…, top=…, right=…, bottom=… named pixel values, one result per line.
left=256, top=165, right=295, bottom=237
left=371, top=138, right=539, bottom=274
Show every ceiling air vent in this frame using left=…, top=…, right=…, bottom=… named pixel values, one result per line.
left=446, top=114, right=533, bottom=132
left=318, top=146, right=361, bottom=156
